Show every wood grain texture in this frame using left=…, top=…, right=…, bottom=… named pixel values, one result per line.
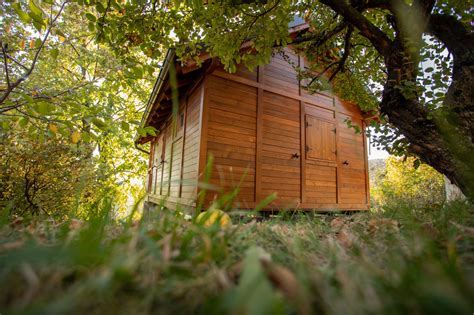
left=146, top=49, right=369, bottom=211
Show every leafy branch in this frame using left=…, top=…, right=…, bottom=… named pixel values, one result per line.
left=0, top=1, right=69, bottom=108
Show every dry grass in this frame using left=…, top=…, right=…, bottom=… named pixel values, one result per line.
left=0, top=200, right=473, bottom=315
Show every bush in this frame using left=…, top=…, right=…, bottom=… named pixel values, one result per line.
left=371, top=156, right=445, bottom=208
left=0, top=130, right=98, bottom=218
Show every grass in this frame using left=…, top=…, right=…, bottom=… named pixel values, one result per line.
left=0, top=200, right=473, bottom=315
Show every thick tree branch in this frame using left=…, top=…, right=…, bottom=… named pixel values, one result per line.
left=329, top=26, right=353, bottom=81
left=292, top=21, right=348, bottom=45
left=427, top=14, right=474, bottom=60
left=320, top=0, right=392, bottom=56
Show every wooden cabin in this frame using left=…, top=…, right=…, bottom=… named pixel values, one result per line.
left=137, top=43, right=370, bottom=211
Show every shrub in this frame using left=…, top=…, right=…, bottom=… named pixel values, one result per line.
left=371, top=156, right=445, bottom=208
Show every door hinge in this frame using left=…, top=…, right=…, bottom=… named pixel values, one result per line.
left=332, top=128, right=336, bottom=133
left=305, top=121, right=312, bottom=128
left=305, top=145, right=312, bottom=153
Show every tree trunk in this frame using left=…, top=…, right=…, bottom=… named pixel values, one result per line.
left=380, top=23, right=474, bottom=200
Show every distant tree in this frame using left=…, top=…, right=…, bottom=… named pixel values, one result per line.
left=78, top=0, right=472, bottom=199
left=371, top=156, right=445, bottom=208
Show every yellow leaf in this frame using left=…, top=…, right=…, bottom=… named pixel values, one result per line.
left=71, top=130, right=81, bottom=143
left=58, top=35, right=65, bottom=43
left=29, top=39, right=35, bottom=49
left=49, top=124, right=58, bottom=133
left=20, top=39, right=25, bottom=49
left=196, top=209, right=231, bottom=227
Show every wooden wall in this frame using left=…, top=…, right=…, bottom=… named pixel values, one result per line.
left=147, top=83, right=203, bottom=207
left=147, top=47, right=369, bottom=211
left=201, top=48, right=369, bottom=210
left=204, top=76, right=257, bottom=206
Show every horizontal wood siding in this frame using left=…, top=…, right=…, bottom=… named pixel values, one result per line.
left=264, top=50, right=299, bottom=95
left=146, top=47, right=369, bottom=211
left=338, top=114, right=367, bottom=205
left=261, top=91, right=301, bottom=204
left=181, top=87, right=202, bottom=199
left=206, top=75, right=257, bottom=204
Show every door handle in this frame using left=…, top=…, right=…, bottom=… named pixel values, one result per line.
left=343, top=160, right=349, bottom=166
left=291, top=153, right=300, bottom=159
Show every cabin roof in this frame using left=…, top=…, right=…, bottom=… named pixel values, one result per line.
left=136, top=18, right=309, bottom=145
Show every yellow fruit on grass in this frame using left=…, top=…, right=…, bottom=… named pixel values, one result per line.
left=197, top=209, right=231, bottom=227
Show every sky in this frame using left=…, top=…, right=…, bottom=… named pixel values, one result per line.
left=367, top=138, right=390, bottom=160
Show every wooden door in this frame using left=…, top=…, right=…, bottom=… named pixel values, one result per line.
left=304, top=113, right=338, bottom=205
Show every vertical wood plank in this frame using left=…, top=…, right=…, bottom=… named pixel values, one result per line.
left=255, top=66, right=264, bottom=202
left=147, top=138, right=155, bottom=194
left=159, top=132, right=166, bottom=196
left=178, top=97, right=188, bottom=198
left=197, top=80, right=209, bottom=184
left=298, top=55, right=306, bottom=203
left=300, top=103, right=306, bottom=203
left=167, top=122, right=173, bottom=196
left=334, top=102, right=342, bottom=204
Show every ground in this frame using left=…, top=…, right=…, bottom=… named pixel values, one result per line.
left=0, top=201, right=473, bottom=314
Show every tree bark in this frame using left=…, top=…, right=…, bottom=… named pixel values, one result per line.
left=318, top=0, right=473, bottom=199
left=379, top=15, right=474, bottom=200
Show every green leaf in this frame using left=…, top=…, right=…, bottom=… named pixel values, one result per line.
left=35, top=38, right=42, bottom=48
left=92, top=118, right=107, bottom=130
left=32, top=19, right=44, bottom=32
left=21, top=93, right=34, bottom=103
left=19, top=117, right=29, bottom=127
left=121, top=121, right=130, bottom=132
left=35, top=102, right=55, bottom=115
left=413, top=159, right=421, bottom=169
left=96, top=2, right=106, bottom=13
left=55, top=29, right=66, bottom=37
left=85, top=12, right=96, bottom=22
left=12, top=3, right=32, bottom=23
left=425, top=67, right=434, bottom=73
left=137, top=127, right=147, bottom=137
left=81, top=132, right=91, bottom=143
left=132, top=67, right=143, bottom=79
left=144, top=126, right=156, bottom=136
left=51, top=48, right=59, bottom=60
left=229, top=247, right=284, bottom=314
left=28, top=0, right=43, bottom=17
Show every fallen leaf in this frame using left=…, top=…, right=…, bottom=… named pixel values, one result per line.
left=0, top=239, right=25, bottom=252
left=330, top=217, right=346, bottom=230
left=337, top=228, right=354, bottom=248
